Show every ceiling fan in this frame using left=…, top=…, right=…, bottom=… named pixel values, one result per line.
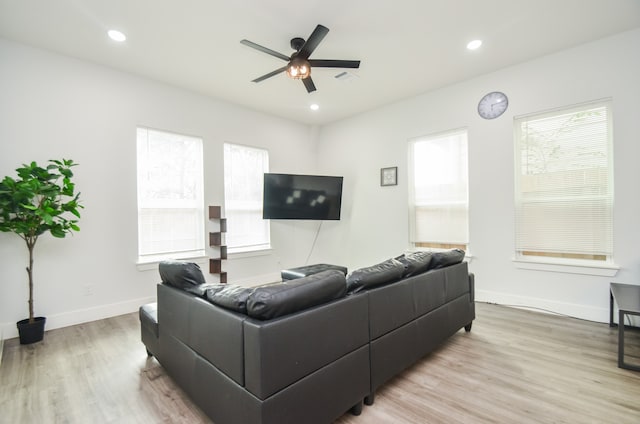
left=240, top=24, right=361, bottom=93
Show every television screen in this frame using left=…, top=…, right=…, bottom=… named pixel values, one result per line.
left=263, top=173, right=344, bottom=220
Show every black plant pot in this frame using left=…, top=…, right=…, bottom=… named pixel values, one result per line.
left=16, top=316, right=46, bottom=344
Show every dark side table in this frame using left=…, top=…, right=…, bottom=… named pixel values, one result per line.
left=609, top=283, right=640, bottom=371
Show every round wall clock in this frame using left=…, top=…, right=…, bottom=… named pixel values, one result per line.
left=477, top=91, right=509, bottom=119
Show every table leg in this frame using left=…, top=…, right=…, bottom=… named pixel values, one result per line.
left=619, top=310, right=625, bottom=368
left=610, top=289, right=614, bottom=327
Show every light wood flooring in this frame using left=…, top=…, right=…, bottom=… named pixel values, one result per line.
left=1, top=302, right=639, bottom=423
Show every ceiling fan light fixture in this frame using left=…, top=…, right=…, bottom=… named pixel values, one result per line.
left=286, top=58, right=311, bottom=79
left=242, top=24, right=360, bottom=93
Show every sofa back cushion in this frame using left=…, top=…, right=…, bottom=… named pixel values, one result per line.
left=346, top=258, right=405, bottom=294
left=246, top=270, right=347, bottom=320
left=395, top=251, right=433, bottom=277
left=206, top=284, right=255, bottom=315
left=159, top=260, right=206, bottom=291
left=430, top=248, right=465, bottom=269
left=395, top=249, right=465, bottom=278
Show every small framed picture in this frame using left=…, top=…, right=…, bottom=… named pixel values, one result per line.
left=380, top=166, right=398, bottom=186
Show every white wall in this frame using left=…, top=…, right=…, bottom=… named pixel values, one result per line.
left=2, top=29, right=638, bottom=339
left=0, top=39, right=320, bottom=338
left=316, top=29, right=640, bottom=322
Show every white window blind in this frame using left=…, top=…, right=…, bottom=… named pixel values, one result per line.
left=408, top=129, right=469, bottom=246
left=223, top=143, right=270, bottom=252
left=514, top=100, right=613, bottom=260
left=136, top=127, right=204, bottom=260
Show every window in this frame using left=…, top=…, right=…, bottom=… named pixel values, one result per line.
left=223, top=143, right=270, bottom=253
left=408, top=129, right=469, bottom=250
left=514, top=100, right=613, bottom=262
left=136, top=127, right=204, bottom=261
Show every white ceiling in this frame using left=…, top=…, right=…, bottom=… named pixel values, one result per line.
left=1, top=0, right=639, bottom=125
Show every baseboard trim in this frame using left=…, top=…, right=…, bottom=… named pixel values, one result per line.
left=0, top=296, right=156, bottom=340
left=0, top=271, right=282, bottom=341
left=476, top=289, right=608, bottom=323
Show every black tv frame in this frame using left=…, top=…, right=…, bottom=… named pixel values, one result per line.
left=262, top=173, right=344, bottom=220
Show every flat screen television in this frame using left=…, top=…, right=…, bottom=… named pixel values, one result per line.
left=263, top=173, right=344, bottom=220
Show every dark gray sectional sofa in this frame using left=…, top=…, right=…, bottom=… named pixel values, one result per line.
left=365, top=258, right=474, bottom=405
left=140, top=250, right=475, bottom=424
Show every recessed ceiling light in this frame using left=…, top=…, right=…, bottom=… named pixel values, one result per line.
left=108, top=30, right=126, bottom=42
left=467, top=39, right=482, bottom=50
left=310, top=104, right=319, bottom=111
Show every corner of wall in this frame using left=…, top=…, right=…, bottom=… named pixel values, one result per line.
left=0, top=325, right=5, bottom=366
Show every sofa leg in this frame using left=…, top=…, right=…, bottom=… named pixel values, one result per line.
left=364, top=392, right=375, bottom=406
left=464, top=322, right=473, bottom=332
left=350, top=400, right=363, bottom=416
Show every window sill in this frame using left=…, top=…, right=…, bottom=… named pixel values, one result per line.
left=136, top=251, right=207, bottom=271
left=513, top=256, right=619, bottom=277
left=228, top=246, right=273, bottom=259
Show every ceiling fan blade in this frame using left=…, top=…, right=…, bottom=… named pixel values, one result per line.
left=309, top=59, right=360, bottom=69
left=302, top=77, right=317, bottom=93
left=298, top=25, right=329, bottom=59
left=240, top=39, right=290, bottom=61
left=252, top=66, right=288, bottom=83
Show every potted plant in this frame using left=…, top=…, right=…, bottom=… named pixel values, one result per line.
left=0, top=159, right=82, bottom=344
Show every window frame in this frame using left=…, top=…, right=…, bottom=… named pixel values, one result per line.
left=513, top=99, right=616, bottom=271
left=136, top=127, right=205, bottom=264
left=408, top=128, right=469, bottom=252
left=223, top=142, right=271, bottom=254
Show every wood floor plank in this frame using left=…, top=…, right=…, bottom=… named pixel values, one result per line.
left=1, top=303, right=639, bottom=423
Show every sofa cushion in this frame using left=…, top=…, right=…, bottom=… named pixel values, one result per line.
left=206, top=284, right=255, bottom=314
left=246, top=270, right=347, bottom=320
left=281, top=263, right=348, bottom=281
left=395, top=251, right=433, bottom=277
left=159, top=260, right=207, bottom=291
left=430, top=248, right=465, bottom=269
left=186, top=283, right=221, bottom=297
left=346, top=258, right=405, bottom=294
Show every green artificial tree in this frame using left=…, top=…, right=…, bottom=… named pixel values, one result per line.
left=0, top=159, right=83, bottom=325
